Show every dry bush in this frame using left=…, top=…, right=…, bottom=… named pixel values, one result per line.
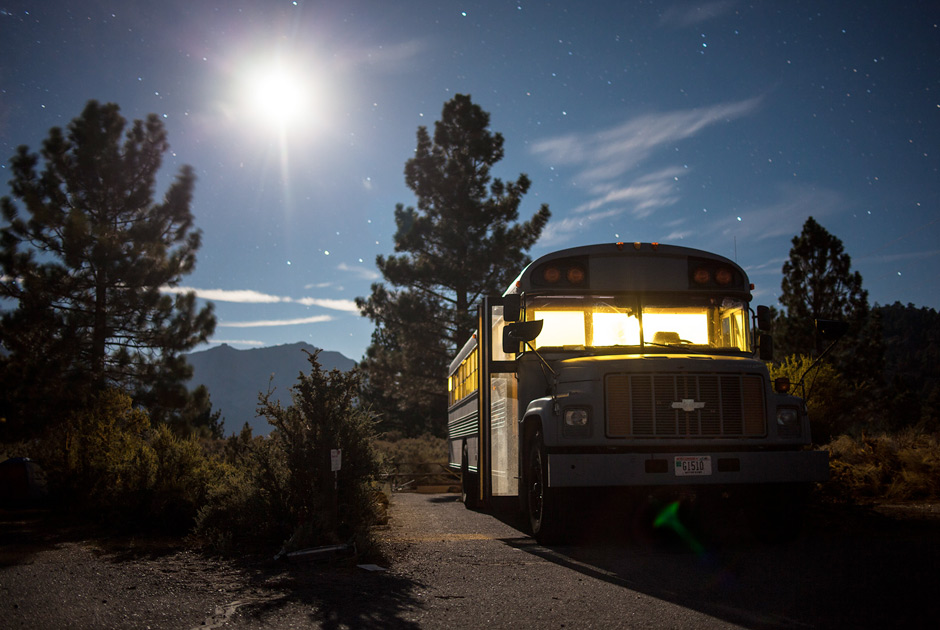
left=22, top=388, right=228, bottom=533
left=824, top=429, right=940, bottom=502
left=195, top=352, right=382, bottom=554
left=374, top=433, right=447, bottom=472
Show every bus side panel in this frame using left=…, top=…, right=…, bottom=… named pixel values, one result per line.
left=447, top=393, right=480, bottom=471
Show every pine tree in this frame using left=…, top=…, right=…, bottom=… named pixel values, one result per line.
left=357, top=94, right=550, bottom=435
left=776, top=216, right=880, bottom=384
left=0, top=101, right=216, bottom=438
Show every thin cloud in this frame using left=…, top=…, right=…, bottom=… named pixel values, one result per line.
left=530, top=98, right=762, bottom=244
left=337, top=262, right=381, bottom=281
left=337, top=38, right=428, bottom=73
left=206, top=339, right=266, bottom=346
left=709, top=185, right=843, bottom=242
left=531, top=97, right=762, bottom=184
left=861, top=249, right=940, bottom=264
left=295, top=297, right=360, bottom=312
left=218, top=315, right=333, bottom=328
left=659, top=1, right=738, bottom=28
left=538, top=168, right=685, bottom=246
left=162, top=286, right=358, bottom=312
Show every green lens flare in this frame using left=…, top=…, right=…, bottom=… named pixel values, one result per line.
left=653, top=501, right=704, bottom=554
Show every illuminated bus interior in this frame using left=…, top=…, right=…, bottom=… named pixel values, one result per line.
left=448, top=347, right=479, bottom=405
left=527, top=297, right=750, bottom=352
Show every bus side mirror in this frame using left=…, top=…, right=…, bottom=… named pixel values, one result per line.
left=503, top=294, right=521, bottom=322
left=503, top=320, right=543, bottom=355
left=758, top=332, right=774, bottom=361
left=756, top=305, right=773, bottom=332
left=816, top=319, right=848, bottom=340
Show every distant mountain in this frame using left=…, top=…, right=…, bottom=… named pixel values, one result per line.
left=186, top=342, right=357, bottom=436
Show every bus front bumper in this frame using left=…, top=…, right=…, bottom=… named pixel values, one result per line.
left=547, top=450, right=829, bottom=487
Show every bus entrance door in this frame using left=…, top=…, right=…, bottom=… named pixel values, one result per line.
left=479, top=296, right=520, bottom=510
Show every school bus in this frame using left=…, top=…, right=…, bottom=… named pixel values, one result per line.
left=447, top=242, right=828, bottom=543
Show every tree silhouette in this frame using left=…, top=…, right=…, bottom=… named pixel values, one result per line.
left=776, top=216, right=881, bottom=385
left=0, top=100, right=216, bottom=438
left=357, top=94, right=550, bottom=435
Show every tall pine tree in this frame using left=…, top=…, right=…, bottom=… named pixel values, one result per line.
left=0, top=100, right=216, bottom=438
left=776, top=216, right=881, bottom=385
left=357, top=94, right=550, bottom=436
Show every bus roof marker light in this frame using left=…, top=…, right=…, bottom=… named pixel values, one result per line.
left=543, top=266, right=561, bottom=283
left=651, top=242, right=660, bottom=250
left=633, top=242, right=642, bottom=250
left=692, top=267, right=710, bottom=285
left=616, top=242, right=625, bottom=250
left=715, top=267, right=733, bottom=286
left=566, top=266, right=586, bottom=285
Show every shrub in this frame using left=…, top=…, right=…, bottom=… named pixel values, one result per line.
left=23, top=388, right=228, bottom=533
left=196, top=351, right=382, bottom=554
left=770, top=355, right=858, bottom=442
left=824, top=430, right=940, bottom=502
left=373, top=433, right=449, bottom=487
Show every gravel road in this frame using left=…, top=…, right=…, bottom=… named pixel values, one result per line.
left=2, top=494, right=939, bottom=629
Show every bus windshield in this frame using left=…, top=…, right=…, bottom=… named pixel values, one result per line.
left=527, top=295, right=751, bottom=353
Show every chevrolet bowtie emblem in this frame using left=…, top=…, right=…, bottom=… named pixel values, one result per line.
left=672, top=399, right=705, bottom=412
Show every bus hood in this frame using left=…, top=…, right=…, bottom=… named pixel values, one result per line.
left=551, top=352, right=767, bottom=384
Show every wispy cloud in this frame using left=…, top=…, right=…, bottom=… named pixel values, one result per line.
left=217, top=315, right=333, bottom=328
left=295, top=297, right=360, bottom=312
left=531, top=98, right=763, bottom=246
left=659, top=1, right=737, bottom=28
left=861, top=249, right=940, bottom=264
left=538, top=167, right=685, bottom=246
left=162, top=286, right=359, bottom=312
left=337, top=38, right=428, bottom=73
left=531, top=97, right=762, bottom=183
left=337, top=262, right=381, bottom=281
left=706, top=184, right=843, bottom=242
left=206, top=338, right=266, bottom=346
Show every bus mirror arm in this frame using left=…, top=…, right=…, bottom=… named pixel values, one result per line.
left=503, top=321, right=556, bottom=378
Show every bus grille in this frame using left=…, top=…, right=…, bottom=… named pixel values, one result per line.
left=606, top=373, right=766, bottom=438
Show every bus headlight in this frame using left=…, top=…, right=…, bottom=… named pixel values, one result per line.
left=776, top=407, right=802, bottom=438
left=563, top=407, right=590, bottom=437
left=565, top=408, right=589, bottom=426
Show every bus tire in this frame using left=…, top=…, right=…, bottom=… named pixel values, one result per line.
left=526, top=429, right=570, bottom=544
left=461, top=442, right=479, bottom=509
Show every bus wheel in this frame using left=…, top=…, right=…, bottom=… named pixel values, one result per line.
left=461, top=442, right=478, bottom=509
left=527, top=429, right=569, bottom=544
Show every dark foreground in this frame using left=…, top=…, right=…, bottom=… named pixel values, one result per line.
left=1, top=494, right=939, bottom=629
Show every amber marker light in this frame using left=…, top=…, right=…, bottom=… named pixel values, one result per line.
left=715, top=267, right=733, bottom=285
left=543, top=266, right=561, bottom=283
left=566, top=266, right=585, bottom=285
left=692, top=267, right=710, bottom=284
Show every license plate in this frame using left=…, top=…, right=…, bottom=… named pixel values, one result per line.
left=674, top=455, right=712, bottom=476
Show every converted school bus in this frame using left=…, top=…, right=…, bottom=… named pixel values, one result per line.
left=447, top=242, right=828, bottom=543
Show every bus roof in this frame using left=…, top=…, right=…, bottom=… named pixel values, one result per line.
left=505, top=242, right=750, bottom=298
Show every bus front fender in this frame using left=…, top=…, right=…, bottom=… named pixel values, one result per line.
left=523, top=397, right=559, bottom=444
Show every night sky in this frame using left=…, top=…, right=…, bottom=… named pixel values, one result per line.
left=2, top=1, right=938, bottom=362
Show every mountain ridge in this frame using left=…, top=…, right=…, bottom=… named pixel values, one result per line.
left=186, top=341, right=357, bottom=436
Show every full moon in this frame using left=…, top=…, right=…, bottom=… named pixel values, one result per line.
left=242, top=61, right=310, bottom=130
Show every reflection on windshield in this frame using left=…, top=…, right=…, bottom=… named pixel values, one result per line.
left=528, top=297, right=750, bottom=352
